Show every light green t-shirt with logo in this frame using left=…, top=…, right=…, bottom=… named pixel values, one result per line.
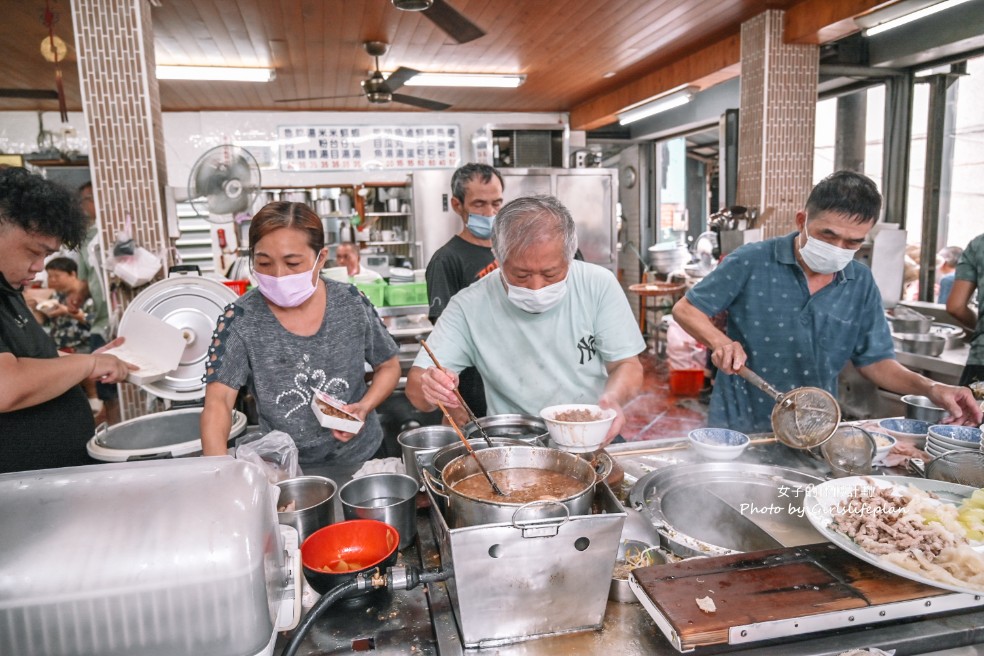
left=955, top=233, right=984, bottom=365
left=413, top=260, right=646, bottom=416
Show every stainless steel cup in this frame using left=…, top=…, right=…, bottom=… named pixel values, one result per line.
left=397, top=425, right=459, bottom=485
left=339, top=473, right=419, bottom=550
left=276, top=476, right=336, bottom=544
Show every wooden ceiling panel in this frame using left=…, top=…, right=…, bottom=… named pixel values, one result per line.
left=0, top=0, right=886, bottom=124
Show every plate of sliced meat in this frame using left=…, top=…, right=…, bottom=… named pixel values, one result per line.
left=804, top=475, right=984, bottom=595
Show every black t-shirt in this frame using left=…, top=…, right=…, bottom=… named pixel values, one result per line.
left=0, top=275, right=95, bottom=473
left=425, top=235, right=497, bottom=323
left=425, top=235, right=497, bottom=417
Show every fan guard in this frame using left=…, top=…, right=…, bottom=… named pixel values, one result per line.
left=187, top=145, right=262, bottom=223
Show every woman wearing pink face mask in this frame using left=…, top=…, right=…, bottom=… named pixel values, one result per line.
left=200, top=202, right=400, bottom=465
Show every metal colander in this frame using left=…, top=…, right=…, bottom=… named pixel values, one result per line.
left=739, top=367, right=841, bottom=449
left=926, top=450, right=984, bottom=487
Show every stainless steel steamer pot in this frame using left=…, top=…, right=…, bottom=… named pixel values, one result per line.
left=424, top=446, right=599, bottom=527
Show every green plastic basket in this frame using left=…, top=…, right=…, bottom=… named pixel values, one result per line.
left=356, top=281, right=386, bottom=307
left=384, top=281, right=428, bottom=306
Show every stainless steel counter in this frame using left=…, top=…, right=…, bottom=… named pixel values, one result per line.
left=895, top=343, right=969, bottom=380
left=280, top=442, right=984, bottom=656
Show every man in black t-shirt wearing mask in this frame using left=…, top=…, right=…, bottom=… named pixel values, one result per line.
left=425, top=164, right=504, bottom=417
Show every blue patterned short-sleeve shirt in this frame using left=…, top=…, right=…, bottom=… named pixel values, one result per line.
left=685, top=232, right=895, bottom=434
left=954, top=233, right=984, bottom=366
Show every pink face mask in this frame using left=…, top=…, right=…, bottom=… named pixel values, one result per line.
left=253, top=262, right=320, bottom=308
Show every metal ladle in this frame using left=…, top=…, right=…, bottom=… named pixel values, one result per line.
left=737, top=366, right=841, bottom=449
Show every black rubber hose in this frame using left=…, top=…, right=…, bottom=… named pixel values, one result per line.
left=281, top=578, right=360, bottom=656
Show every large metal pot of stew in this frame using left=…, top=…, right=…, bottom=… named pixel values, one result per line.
left=423, top=446, right=599, bottom=528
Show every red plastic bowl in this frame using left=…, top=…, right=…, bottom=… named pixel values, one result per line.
left=301, top=519, right=399, bottom=595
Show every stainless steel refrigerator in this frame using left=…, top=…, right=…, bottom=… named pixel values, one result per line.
left=410, top=168, right=619, bottom=273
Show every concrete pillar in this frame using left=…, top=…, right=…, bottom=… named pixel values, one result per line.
left=737, top=10, right=819, bottom=237
left=835, top=91, right=867, bottom=173
left=71, top=0, right=170, bottom=419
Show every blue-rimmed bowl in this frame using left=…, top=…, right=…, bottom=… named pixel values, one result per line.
left=928, top=424, right=982, bottom=448
left=688, top=428, right=750, bottom=461
left=877, top=418, right=930, bottom=449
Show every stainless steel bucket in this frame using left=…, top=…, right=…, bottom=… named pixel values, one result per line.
left=397, top=425, right=459, bottom=484
left=339, top=473, right=419, bottom=550
left=426, top=446, right=598, bottom=528
left=276, top=476, right=336, bottom=544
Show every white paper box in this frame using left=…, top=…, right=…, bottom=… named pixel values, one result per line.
left=311, top=388, right=364, bottom=434
left=101, top=310, right=185, bottom=385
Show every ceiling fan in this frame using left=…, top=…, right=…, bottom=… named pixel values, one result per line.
left=276, top=41, right=451, bottom=111
left=390, top=0, right=485, bottom=44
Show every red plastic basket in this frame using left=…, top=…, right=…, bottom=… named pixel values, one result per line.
left=222, top=280, right=249, bottom=295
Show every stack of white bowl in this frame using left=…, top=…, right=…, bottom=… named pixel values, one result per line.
left=926, top=424, right=982, bottom=459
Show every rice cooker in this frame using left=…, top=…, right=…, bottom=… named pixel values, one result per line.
left=87, top=266, right=247, bottom=462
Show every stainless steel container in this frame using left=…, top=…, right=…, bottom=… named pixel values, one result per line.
left=462, top=413, right=547, bottom=444
left=315, top=197, right=335, bottom=216
left=425, top=476, right=625, bottom=647
left=424, top=437, right=533, bottom=515
left=339, top=473, right=419, bottom=550
left=282, top=189, right=312, bottom=205
left=889, top=315, right=934, bottom=333
left=902, top=394, right=947, bottom=422
left=428, top=446, right=598, bottom=528
left=397, top=425, right=459, bottom=484
left=892, top=332, right=946, bottom=356
left=428, top=437, right=533, bottom=482
left=276, top=475, right=336, bottom=544
left=609, top=539, right=664, bottom=603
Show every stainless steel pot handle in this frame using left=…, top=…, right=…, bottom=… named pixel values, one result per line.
left=592, top=451, right=614, bottom=482
left=511, top=500, right=570, bottom=530
left=421, top=469, right=449, bottom=499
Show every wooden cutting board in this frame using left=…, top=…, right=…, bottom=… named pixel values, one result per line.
left=631, top=542, right=962, bottom=652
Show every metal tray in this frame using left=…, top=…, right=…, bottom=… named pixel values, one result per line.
left=629, top=462, right=825, bottom=557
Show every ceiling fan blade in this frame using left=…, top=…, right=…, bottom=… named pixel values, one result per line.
left=391, top=93, right=451, bottom=111
left=275, top=93, right=365, bottom=103
left=423, top=0, right=486, bottom=44
left=0, top=88, right=59, bottom=100
left=381, top=67, right=420, bottom=93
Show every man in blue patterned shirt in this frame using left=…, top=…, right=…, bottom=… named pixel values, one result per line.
left=673, top=171, right=980, bottom=434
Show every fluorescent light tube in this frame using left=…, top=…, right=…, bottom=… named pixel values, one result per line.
left=863, top=0, right=973, bottom=36
left=383, top=72, right=525, bottom=88
left=617, top=88, right=695, bottom=125
left=156, top=65, right=275, bottom=82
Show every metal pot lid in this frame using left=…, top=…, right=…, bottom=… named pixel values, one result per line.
left=119, top=271, right=237, bottom=401
left=629, top=463, right=825, bottom=558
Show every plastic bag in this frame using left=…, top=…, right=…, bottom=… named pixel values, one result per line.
left=352, top=457, right=406, bottom=479
left=666, top=316, right=706, bottom=371
left=235, top=430, right=302, bottom=483
left=107, top=246, right=162, bottom=287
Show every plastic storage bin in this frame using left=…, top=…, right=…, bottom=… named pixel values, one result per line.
left=356, top=280, right=386, bottom=306
left=384, top=281, right=428, bottom=306
left=0, top=458, right=293, bottom=656
left=670, top=369, right=704, bottom=396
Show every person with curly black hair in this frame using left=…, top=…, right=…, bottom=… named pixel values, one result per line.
left=0, top=167, right=135, bottom=473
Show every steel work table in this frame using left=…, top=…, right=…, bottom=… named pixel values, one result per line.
left=278, top=441, right=984, bottom=655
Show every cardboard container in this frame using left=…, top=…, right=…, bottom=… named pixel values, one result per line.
left=311, top=388, right=364, bottom=433
left=101, top=310, right=185, bottom=385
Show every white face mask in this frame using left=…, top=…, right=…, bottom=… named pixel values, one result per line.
left=503, top=274, right=568, bottom=314
left=799, top=232, right=857, bottom=274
